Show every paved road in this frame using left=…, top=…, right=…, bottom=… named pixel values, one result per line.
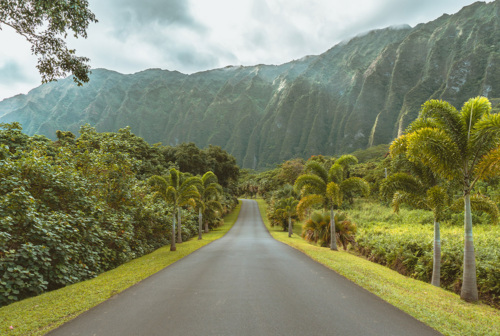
left=48, top=199, right=442, bottom=336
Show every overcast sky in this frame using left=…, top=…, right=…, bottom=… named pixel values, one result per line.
left=0, top=0, right=490, bottom=101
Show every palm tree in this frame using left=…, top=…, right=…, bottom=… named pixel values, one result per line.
left=149, top=168, right=200, bottom=249
left=381, top=172, right=448, bottom=287
left=196, top=171, right=224, bottom=238
left=294, top=156, right=369, bottom=250
left=274, top=197, right=299, bottom=237
left=391, top=96, right=500, bottom=302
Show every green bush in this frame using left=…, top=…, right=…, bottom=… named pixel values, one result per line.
left=0, top=124, right=215, bottom=307
left=354, top=219, right=500, bottom=308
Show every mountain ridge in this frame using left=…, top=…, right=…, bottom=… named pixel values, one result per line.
left=1, top=0, right=500, bottom=169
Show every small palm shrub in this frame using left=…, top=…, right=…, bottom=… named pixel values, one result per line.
left=302, top=211, right=357, bottom=250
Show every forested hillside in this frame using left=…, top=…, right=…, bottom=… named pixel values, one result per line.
left=1, top=1, right=500, bottom=169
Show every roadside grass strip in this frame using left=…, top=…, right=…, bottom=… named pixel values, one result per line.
left=256, top=199, right=500, bottom=336
left=0, top=201, right=241, bottom=336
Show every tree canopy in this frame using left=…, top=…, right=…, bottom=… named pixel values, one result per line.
left=0, top=0, right=97, bottom=85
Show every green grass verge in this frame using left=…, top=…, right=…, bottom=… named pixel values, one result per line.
left=256, top=199, right=500, bottom=336
left=0, top=201, right=241, bottom=336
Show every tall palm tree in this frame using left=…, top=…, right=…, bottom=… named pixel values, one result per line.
left=294, top=156, right=369, bottom=250
left=274, top=197, right=299, bottom=237
left=196, top=171, right=223, bottom=238
left=381, top=172, right=448, bottom=287
left=391, top=96, right=500, bottom=302
left=149, top=168, right=200, bottom=249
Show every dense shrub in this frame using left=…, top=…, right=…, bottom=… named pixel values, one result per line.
left=354, top=218, right=500, bottom=308
left=0, top=124, right=237, bottom=307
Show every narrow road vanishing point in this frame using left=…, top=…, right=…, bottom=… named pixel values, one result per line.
left=48, top=199, right=442, bottom=336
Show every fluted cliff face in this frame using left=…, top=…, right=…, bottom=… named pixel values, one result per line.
left=1, top=1, right=500, bottom=169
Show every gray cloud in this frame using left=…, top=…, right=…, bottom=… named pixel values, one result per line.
left=342, top=0, right=477, bottom=38
left=0, top=61, right=29, bottom=83
left=120, top=0, right=194, bottom=25
left=96, top=0, right=205, bottom=38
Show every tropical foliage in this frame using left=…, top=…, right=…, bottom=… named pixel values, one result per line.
left=0, top=123, right=238, bottom=307
left=248, top=100, right=500, bottom=307
left=301, top=211, right=357, bottom=250
left=196, top=171, right=224, bottom=235
left=350, top=201, right=500, bottom=308
left=294, top=155, right=369, bottom=250
left=380, top=156, right=448, bottom=287
left=271, top=197, right=299, bottom=237
left=391, top=96, right=500, bottom=301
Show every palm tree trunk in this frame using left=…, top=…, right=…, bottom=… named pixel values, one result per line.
left=330, top=207, right=337, bottom=251
left=288, top=215, right=292, bottom=237
left=431, top=219, right=441, bottom=287
left=170, top=212, right=176, bottom=251
left=461, top=193, right=478, bottom=301
left=198, top=207, right=202, bottom=240
left=177, top=207, right=183, bottom=243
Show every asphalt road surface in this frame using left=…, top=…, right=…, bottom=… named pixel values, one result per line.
left=48, top=199, right=442, bottom=336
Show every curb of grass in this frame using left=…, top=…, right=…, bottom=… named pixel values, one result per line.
left=0, top=201, right=241, bottom=336
left=256, top=199, right=500, bottom=336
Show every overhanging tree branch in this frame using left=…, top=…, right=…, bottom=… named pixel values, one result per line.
left=0, top=0, right=97, bottom=85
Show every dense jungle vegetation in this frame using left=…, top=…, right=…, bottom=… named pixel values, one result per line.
left=0, top=122, right=239, bottom=307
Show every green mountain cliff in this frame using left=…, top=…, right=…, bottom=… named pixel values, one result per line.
left=1, top=0, right=500, bottom=169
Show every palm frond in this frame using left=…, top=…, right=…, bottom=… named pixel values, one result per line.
left=469, top=113, right=500, bottom=163
left=406, top=128, right=462, bottom=180
left=391, top=191, right=427, bottom=213
left=168, top=168, right=180, bottom=188
left=302, top=211, right=330, bottom=244
left=328, top=163, right=343, bottom=184
left=294, top=174, right=326, bottom=196
left=475, top=146, right=500, bottom=179
left=297, top=194, right=324, bottom=219
left=326, top=182, right=342, bottom=208
left=380, top=172, right=424, bottom=199
left=148, top=175, right=168, bottom=191
left=205, top=200, right=223, bottom=214
left=340, top=177, right=370, bottom=197
left=165, top=185, right=178, bottom=204
left=203, top=184, right=222, bottom=200
left=179, top=187, right=201, bottom=206
left=461, top=96, right=492, bottom=136
left=304, top=161, right=328, bottom=183
left=389, top=135, right=409, bottom=157
left=179, top=176, right=202, bottom=194
left=420, top=99, right=466, bottom=152
left=201, top=171, right=218, bottom=185
left=405, top=117, right=439, bottom=133
left=335, top=155, right=358, bottom=168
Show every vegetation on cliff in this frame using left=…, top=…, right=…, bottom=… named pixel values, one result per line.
left=2, top=1, right=500, bottom=169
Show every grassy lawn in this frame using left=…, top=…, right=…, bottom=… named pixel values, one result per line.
left=0, top=202, right=241, bottom=336
left=256, top=199, right=500, bottom=336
